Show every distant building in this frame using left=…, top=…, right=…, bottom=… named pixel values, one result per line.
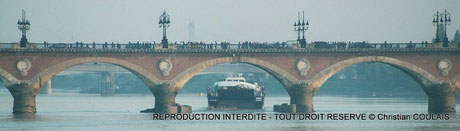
left=454, top=30, right=460, bottom=44
left=429, top=25, right=458, bottom=48
left=432, top=24, right=446, bottom=43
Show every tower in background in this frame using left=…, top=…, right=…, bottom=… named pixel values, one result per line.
left=188, top=20, right=195, bottom=42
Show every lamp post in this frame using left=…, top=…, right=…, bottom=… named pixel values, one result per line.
left=17, top=10, right=30, bottom=48
left=441, top=10, right=451, bottom=47
left=432, top=11, right=440, bottom=43
left=159, top=11, right=171, bottom=48
left=294, top=11, right=308, bottom=48
left=433, top=10, right=451, bottom=47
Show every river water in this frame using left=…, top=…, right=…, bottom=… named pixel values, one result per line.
left=0, top=89, right=459, bottom=131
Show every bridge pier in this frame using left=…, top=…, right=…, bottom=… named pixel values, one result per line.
left=274, top=82, right=317, bottom=113
left=426, top=83, right=458, bottom=114
left=153, top=84, right=177, bottom=113
left=6, top=83, right=39, bottom=114
left=141, top=83, right=191, bottom=113
left=290, top=83, right=317, bottom=113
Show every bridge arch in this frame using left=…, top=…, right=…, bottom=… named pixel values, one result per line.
left=0, top=67, right=19, bottom=87
left=308, top=56, right=439, bottom=93
left=169, top=57, right=299, bottom=93
left=29, top=57, right=160, bottom=90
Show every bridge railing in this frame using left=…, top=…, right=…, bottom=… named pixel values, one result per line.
left=0, top=43, right=12, bottom=48
left=0, top=42, right=147, bottom=49
left=0, top=42, right=297, bottom=50
left=175, top=42, right=297, bottom=49
left=311, top=41, right=432, bottom=49
left=0, top=41, right=453, bottom=50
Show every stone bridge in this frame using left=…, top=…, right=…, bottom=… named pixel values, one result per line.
left=0, top=48, right=459, bottom=114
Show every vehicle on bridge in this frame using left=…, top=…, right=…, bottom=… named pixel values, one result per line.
left=207, top=73, right=265, bottom=109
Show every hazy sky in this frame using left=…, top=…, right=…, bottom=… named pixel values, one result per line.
left=1, top=0, right=459, bottom=43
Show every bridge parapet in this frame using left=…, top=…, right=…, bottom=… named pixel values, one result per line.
left=0, top=47, right=459, bottom=53
left=1, top=41, right=457, bottom=50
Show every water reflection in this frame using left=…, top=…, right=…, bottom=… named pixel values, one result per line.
left=0, top=91, right=459, bottom=130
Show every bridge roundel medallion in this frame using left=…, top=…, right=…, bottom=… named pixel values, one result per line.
left=437, top=59, right=452, bottom=76
left=16, top=58, right=31, bottom=76
left=158, top=59, right=172, bottom=77
left=297, top=59, right=310, bottom=76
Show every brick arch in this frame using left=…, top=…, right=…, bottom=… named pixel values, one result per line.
left=308, top=56, right=439, bottom=92
left=28, top=57, right=160, bottom=90
left=169, top=57, right=300, bottom=92
left=0, top=67, right=19, bottom=87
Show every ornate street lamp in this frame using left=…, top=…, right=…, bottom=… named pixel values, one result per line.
left=294, top=11, right=308, bottom=48
left=159, top=11, right=171, bottom=48
left=433, top=9, right=452, bottom=47
left=433, top=11, right=440, bottom=43
left=17, top=9, right=31, bottom=48
left=440, top=9, right=451, bottom=47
